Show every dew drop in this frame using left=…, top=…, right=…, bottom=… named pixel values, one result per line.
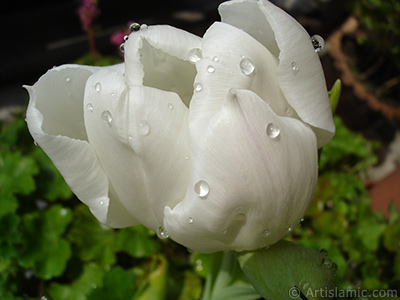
left=123, top=35, right=129, bottom=41
left=95, top=82, right=102, bottom=92
left=65, top=76, right=71, bottom=83
left=263, top=229, right=271, bottom=237
left=266, top=122, right=281, bottom=139
left=320, top=249, right=328, bottom=256
left=188, top=217, right=194, bottom=224
left=120, top=43, right=125, bottom=53
left=213, top=56, right=219, bottom=62
left=291, top=61, right=299, bottom=75
left=188, top=48, right=202, bottom=63
left=285, top=107, right=294, bottom=116
left=235, top=213, right=246, bottom=221
left=99, top=201, right=104, bottom=205
left=40, top=296, right=48, bottom=300
left=239, top=58, right=255, bottom=75
left=130, top=22, right=141, bottom=32
left=185, top=155, right=189, bottom=160
left=311, top=34, right=325, bottom=52
left=101, top=110, right=113, bottom=126
left=194, top=82, right=202, bottom=92
left=322, top=258, right=333, bottom=268
left=157, top=226, right=169, bottom=239
left=300, top=217, right=305, bottom=222
left=140, top=24, right=148, bottom=31
left=194, top=180, right=210, bottom=198
left=138, top=120, right=150, bottom=136
left=168, top=103, right=173, bottom=110
left=128, top=134, right=133, bottom=140
left=331, top=263, right=338, bottom=272
left=207, top=65, right=215, bottom=73
left=86, top=103, right=93, bottom=112
left=287, top=227, right=293, bottom=232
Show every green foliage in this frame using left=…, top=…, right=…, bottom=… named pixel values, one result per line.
left=1, top=91, right=399, bottom=299
left=350, top=0, right=400, bottom=57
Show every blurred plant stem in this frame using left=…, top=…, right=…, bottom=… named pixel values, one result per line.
left=87, top=28, right=98, bottom=64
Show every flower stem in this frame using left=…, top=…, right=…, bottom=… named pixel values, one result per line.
left=87, top=28, right=98, bottom=65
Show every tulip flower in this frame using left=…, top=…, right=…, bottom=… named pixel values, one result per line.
left=25, top=0, right=335, bottom=253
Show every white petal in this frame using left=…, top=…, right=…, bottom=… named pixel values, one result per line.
left=219, top=0, right=335, bottom=147
left=118, top=85, right=190, bottom=226
left=124, top=25, right=201, bottom=106
left=25, top=64, right=133, bottom=227
left=190, top=22, right=289, bottom=122
left=164, top=89, right=318, bottom=253
left=83, top=68, right=159, bottom=230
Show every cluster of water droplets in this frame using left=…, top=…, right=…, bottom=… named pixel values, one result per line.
left=119, top=23, right=148, bottom=53
left=290, top=34, right=325, bottom=76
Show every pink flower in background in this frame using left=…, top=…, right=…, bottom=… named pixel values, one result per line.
left=110, top=22, right=134, bottom=53
left=77, top=0, right=100, bottom=31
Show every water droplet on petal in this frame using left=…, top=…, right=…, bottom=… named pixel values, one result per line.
left=188, top=48, right=202, bottom=63
left=266, top=122, right=280, bottom=139
left=168, top=103, right=173, bottom=110
left=128, top=134, right=133, bottom=140
left=287, top=227, right=293, bottom=232
left=194, top=82, right=202, bottom=92
left=140, top=24, right=148, bottom=31
left=34, top=140, right=39, bottom=146
left=99, top=201, right=104, bottom=205
left=95, top=82, right=102, bottom=92
left=291, top=62, right=299, bottom=75
left=86, top=103, right=93, bottom=112
left=320, top=249, right=328, bottom=256
left=185, top=155, right=189, bottom=160
left=120, top=43, right=125, bottom=53
left=207, top=65, right=215, bottom=73
left=240, top=58, right=255, bottom=75
left=285, top=107, right=294, bottom=116
left=123, top=35, right=129, bottom=41
left=194, top=180, right=210, bottom=198
left=157, top=226, right=169, bottom=239
left=65, top=76, right=71, bottom=83
left=138, top=120, right=150, bottom=136
left=130, top=22, right=141, bottom=32
left=300, top=217, right=305, bottom=222
left=235, top=213, right=246, bottom=221
left=213, top=56, right=219, bottom=62
left=101, top=110, right=113, bottom=126
left=311, top=34, right=325, bottom=52
left=263, top=229, right=271, bottom=237
left=188, top=217, right=194, bottom=224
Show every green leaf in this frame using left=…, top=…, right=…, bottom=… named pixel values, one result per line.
left=0, top=152, right=38, bottom=217
left=86, top=266, right=137, bottom=300
left=238, top=240, right=337, bottom=300
left=67, top=204, right=118, bottom=268
left=118, top=226, right=159, bottom=258
left=135, top=255, right=168, bottom=300
left=212, top=285, right=261, bottom=300
left=48, top=262, right=105, bottom=300
left=18, top=205, right=72, bottom=279
left=328, top=79, right=341, bottom=114
left=0, top=214, right=20, bottom=260
left=177, top=271, right=203, bottom=300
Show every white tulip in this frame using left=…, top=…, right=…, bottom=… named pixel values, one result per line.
left=25, top=0, right=334, bottom=253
